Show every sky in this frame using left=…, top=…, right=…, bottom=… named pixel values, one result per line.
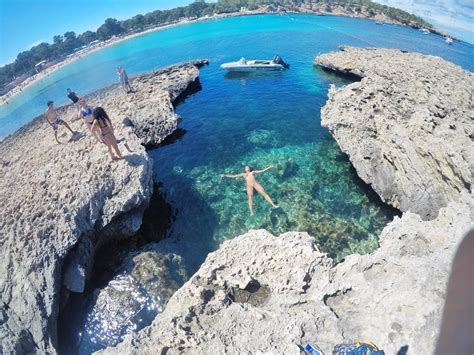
left=373, top=0, right=473, bottom=42
left=0, top=0, right=472, bottom=66
left=0, top=0, right=191, bottom=66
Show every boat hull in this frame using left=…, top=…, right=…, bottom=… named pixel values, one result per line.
left=221, top=65, right=285, bottom=72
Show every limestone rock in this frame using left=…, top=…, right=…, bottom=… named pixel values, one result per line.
left=0, top=62, right=206, bottom=354
left=100, top=192, right=473, bottom=355
left=88, top=61, right=206, bottom=147
left=315, top=46, right=473, bottom=220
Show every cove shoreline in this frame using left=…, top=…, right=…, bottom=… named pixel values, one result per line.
left=98, top=47, right=473, bottom=355
left=0, top=6, right=453, bottom=107
left=1, top=45, right=472, bottom=354
left=0, top=60, right=208, bottom=353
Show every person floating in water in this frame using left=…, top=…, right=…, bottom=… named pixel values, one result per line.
left=44, top=101, right=76, bottom=144
left=221, top=165, right=278, bottom=216
left=92, top=107, right=123, bottom=161
left=117, top=67, right=133, bottom=94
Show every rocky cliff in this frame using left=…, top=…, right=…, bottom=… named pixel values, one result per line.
left=101, top=192, right=472, bottom=355
left=98, top=49, right=474, bottom=354
left=0, top=61, right=207, bottom=354
left=315, top=46, right=473, bottom=220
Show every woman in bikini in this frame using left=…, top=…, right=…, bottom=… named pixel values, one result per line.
left=92, top=107, right=123, bottom=161
left=78, top=98, right=101, bottom=143
left=221, top=165, right=278, bottom=216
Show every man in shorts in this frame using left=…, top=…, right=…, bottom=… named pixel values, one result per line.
left=44, top=101, right=76, bottom=144
left=66, top=88, right=80, bottom=104
left=117, top=67, right=133, bottom=94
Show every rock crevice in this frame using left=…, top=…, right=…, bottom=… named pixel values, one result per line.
left=100, top=193, right=473, bottom=354
left=315, top=46, right=473, bottom=220
left=0, top=61, right=207, bottom=354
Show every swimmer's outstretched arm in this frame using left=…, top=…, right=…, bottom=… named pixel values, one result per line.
left=254, top=165, right=273, bottom=174
left=220, top=173, right=244, bottom=179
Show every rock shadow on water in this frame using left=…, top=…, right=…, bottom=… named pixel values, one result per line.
left=314, top=65, right=362, bottom=85
left=57, top=175, right=221, bottom=354
left=157, top=128, right=188, bottom=148
left=172, top=77, right=203, bottom=107
left=58, top=246, right=188, bottom=355
left=348, top=164, right=402, bottom=220
left=154, top=172, right=221, bottom=269
left=57, top=183, right=178, bottom=355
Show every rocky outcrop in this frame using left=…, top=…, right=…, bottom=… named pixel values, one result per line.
left=315, top=46, right=473, bottom=220
left=101, top=192, right=473, bottom=355
left=0, top=61, right=206, bottom=354
left=98, top=49, right=473, bottom=355
left=88, top=60, right=207, bottom=147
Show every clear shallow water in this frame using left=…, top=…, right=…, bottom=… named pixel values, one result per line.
left=18, top=14, right=471, bottom=354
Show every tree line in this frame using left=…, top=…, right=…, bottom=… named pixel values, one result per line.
left=0, top=0, right=431, bottom=89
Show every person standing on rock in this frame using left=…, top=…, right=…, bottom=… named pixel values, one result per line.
left=117, top=67, right=133, bottom=94
left=77, top=98, right=101, bottom=143
left=92, top=107, right=123, bottom=161
left=44, top=101, right=76, bottom=144
left=66, top=88, right=80, bottom=105
left=221, top=165, right=279, bottom=216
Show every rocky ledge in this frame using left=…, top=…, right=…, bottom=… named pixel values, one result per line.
left=0, top=60, right=207, bottom=354
left=101, top=192, right=472, bottom=355
left=315, top=46, right=473, bottom=220
left=99, top=49, right=474, bottom=354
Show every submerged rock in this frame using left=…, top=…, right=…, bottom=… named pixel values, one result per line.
left=75, top=247, right=187, bottom=354
left=0, top=61, right=206, bottom=353
left=100, top=192, right=473, bottom=355
left=98, top=49, right=473, bottom=355
left=315, top=46, right=473, bottom=220
left=247, top=129, right=281, bottom=148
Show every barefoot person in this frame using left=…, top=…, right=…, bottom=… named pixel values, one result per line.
left=117, top=67, right=133, bottom=94
left=44, top=101, right=76, bottom=144
left=66, top=88, right=80, bottom=104
left=221, top=165, right=278, bottom=216
left=91, top=107, right=123, bottom=161
left=77, top=98, right=100, bottom=143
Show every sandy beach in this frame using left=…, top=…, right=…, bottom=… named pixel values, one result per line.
left=0, top=5, right=445, bottom=107
left=0, top=11, right=245, bottom=107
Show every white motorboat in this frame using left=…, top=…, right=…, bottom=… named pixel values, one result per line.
left=445, top=37, right=453, bottom=44
left=420, top=28, right=430, bottom=34
left=220, top=55, right=290, bottom=72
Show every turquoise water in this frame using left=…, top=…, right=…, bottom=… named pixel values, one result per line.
left=14, top=14, right=472, bottom=354
left=1, top=15, right=473, bottom=139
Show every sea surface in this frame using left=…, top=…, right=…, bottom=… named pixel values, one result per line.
left=3, top=14, right=472, bottom=355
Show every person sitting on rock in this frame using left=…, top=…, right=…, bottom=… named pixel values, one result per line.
left=91, top=107, right=123, bottom=161
left=221, top=165, right=278, bottom=216
left=44, top=101, right=76, bottom=144
left=77, top=98, right=101, bottom=143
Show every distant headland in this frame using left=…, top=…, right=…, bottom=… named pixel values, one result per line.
left=0, top=0, right=447, bottom=102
